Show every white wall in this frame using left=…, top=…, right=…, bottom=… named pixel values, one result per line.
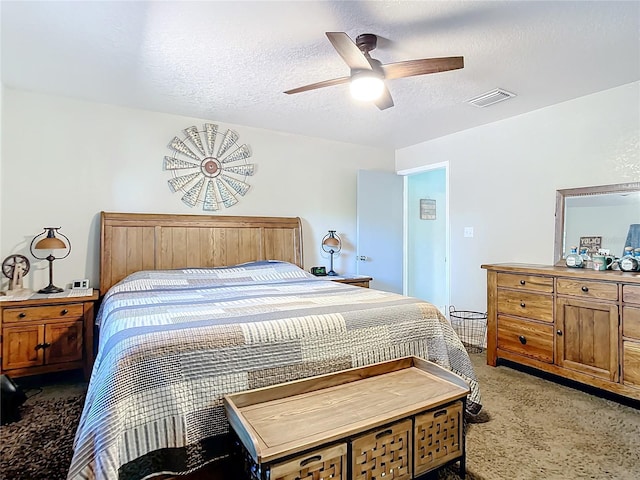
left=0, top=88, right=394, bottom=292
left=396, top=81, right=640, bottom=312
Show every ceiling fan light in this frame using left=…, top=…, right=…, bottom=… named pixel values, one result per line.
left=350, top=71, right=385, bottom=101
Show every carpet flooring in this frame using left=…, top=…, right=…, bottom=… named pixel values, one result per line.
left=1, top=354, right=639, bottom=480
left=459, top=354, right=640, bottom=480
left=0, top=395, right=84, bottom=480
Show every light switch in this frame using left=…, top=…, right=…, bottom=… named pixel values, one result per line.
left=464, top=227, right=474, bottom=238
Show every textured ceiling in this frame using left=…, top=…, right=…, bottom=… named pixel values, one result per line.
left=2, top=1, right=638, bottom=149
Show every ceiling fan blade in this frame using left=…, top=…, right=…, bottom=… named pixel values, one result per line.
left=374, top=86, right=394, bottom=110
left=326, top=32, right=372, bottom=70
left=284, top=76, right=350, bottom=95
left=382, top=56, right=464, bottom=80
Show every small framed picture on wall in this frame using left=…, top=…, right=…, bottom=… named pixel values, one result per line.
left=420, top=199, right=436, bottom=220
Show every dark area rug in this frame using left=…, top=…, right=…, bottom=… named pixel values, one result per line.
left=0, top=394, right=85, bottom=480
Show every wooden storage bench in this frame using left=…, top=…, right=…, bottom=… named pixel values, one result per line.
left=223, top=356, right=470, bottom=480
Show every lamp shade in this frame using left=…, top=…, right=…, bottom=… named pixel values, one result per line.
left=322, top=236, right=340, bottom=248
left=34, top=236, right=67, bottom=250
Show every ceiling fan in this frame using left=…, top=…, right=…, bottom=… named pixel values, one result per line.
left=284, top=32, right=464, bottom=110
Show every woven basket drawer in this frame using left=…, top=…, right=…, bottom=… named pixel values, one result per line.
left=351, top=419, right=412, bottom=480
left=414, top=401, right=463, bottom=476
left=270, top=443, right=347, bottom=480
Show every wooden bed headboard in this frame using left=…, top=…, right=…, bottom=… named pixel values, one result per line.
left=100, top=212, right=303, bottom=294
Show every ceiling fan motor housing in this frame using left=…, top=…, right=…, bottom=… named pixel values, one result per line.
left=356, top=33, right=377, bottom=53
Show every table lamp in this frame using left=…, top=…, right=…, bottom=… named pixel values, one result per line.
left=29, top=227, right=71, bottom=294
left=322, top=230, right=342, bottom=276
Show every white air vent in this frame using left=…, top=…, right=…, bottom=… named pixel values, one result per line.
left=467, top=88, right=516, bottom=108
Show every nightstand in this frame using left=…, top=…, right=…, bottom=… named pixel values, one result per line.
left=0, top=289, right=99, bottom=380
left=328, top=274, right=372, bottom=288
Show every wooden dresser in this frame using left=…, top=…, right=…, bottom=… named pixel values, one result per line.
left=482, top=263, right=640, bottom=401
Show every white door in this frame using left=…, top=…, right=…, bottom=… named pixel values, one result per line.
left=356, top=170, right=404, bottom=293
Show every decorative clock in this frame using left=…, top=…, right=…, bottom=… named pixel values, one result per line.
left=163, top=124, right=255, bottom=210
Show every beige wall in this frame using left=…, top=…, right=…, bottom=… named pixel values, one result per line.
left=396, top=81, right=640, bottom=312
left=2, top=83, right=638, bottom=310
left=0, top=88, right=394, bottom=292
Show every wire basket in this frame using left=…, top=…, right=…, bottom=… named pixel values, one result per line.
left=449, top=306, right=487, bottom=354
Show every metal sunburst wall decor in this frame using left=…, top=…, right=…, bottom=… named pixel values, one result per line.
left=163, top=124, right=255, bottom=210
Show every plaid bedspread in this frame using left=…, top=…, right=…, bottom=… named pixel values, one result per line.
left=68, top=261, right=482, bottom=480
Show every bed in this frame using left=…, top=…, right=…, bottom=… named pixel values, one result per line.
left=68, top=212, right=482, bottom=480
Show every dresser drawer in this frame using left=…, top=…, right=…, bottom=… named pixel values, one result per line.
left=497, top=316, right=554, bottom=363
left=2, top=303, right=84, bottom=323
left=623, top=307, right=640, bottom=340
left=270, top=443, right=347, bottom=480
left=623, top=284, right=640, bottom=305
left=497, top=273, right=553, bottom=293
left=622, top=340, right=640, bottom=388
left=497, top=290, right=553, bottom=322
left=556, top=278, right=618, bottom=301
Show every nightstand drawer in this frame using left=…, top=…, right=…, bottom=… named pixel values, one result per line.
left=330, top=275, right=372, bottom=288
left=2, top=303, right=84, bottom=323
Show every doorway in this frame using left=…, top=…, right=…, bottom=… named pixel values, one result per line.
left=402, top=163, right=449, bottom=313
left=356, top=165, right=449, bottom=310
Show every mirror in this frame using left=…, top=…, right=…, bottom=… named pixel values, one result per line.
left=554, top=182, right=640, bottom=264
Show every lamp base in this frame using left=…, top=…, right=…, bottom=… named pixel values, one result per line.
left=327, top=270, right=338, bottom=276
left=38, top=284, right=64, bottom=294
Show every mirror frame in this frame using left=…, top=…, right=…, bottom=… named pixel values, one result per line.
left=554, top=181, right=640, bottom=265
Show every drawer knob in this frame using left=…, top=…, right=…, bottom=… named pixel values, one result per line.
left=300, top=455, right=322, bottom=467
left=43, top=342, right=51, bottom=348
left=518, top=335, right=527, bottom=345
left=18, top=312, right=27, bottom=318
left=61, top=309, right=69, bottom=315
left=520, top=280, right=525, bottom=285
left=520, top=302, right=526, bottom=308
left=557, top=330, right=563, bottom=336
left=581, top=286, right=589, bottom=293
